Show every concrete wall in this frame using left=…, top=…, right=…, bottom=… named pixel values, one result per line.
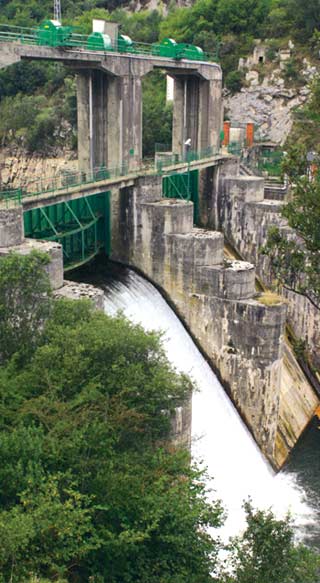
left=203, top=170, right=319, bottom=369
left=0, top=205, right=64, bottom=290
left=196, top=167, right=319, bottom=464
left=283, top=288, right=320, bottom=369
left=0, top=206, right=24, bottom=247
left=110, top=175, right=287, bottom=463
left=77, top=66, right=222, bottom=175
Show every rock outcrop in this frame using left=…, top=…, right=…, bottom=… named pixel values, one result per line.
left=225, top=44, right=317, bottom=144
left=0, top=148, right=78, bottom=190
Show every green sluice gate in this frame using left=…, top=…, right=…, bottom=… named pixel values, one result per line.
left=162, top=169, right=199, bottom=224
left=24, top=192, right=111, bottom=272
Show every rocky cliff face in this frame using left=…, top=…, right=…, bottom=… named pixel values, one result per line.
left=225, top=54, right=317, bottom=144
left=0, top=148, right=78, bottom=190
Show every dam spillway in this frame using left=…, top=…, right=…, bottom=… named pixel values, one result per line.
left=75, top=261, right=319, bottom=543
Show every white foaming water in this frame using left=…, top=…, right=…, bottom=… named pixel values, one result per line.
left=102, top=269, right=315, bottom=540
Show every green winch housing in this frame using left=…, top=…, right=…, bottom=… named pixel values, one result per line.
left=152, top=38, right=178, bottom=58
left=178, top=44, right=204, bottom=61
left=87, top=32, right=113, bottom=52
left=36, top=20, right=73, bottom=47
left=117, top=34, right=134, bottom=53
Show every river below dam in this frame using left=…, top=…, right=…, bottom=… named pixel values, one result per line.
left=71, top=259, right=320, bottom=547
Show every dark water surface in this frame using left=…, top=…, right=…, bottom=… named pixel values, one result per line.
left=70, top=258, right=320, bottom=546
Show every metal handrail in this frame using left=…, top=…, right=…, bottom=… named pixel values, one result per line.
left=0, top=22, right=219, bottom=62
left=0, top=146, right=225, bottom=205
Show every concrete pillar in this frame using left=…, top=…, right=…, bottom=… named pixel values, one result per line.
left=198, top=78, right=222, bottom=153
left=77, top=70, right=108, bottom=175
left=0, top=207, right=24, bottom=247
left=108, top=75, right=142, bottom=172
left=77, top=72, right=91, bottom=175
left=77, top=70, right=143, bottom=175
left=172, top=76, right=222, bottom=158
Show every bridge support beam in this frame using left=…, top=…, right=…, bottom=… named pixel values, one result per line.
left=172, top=76, right=222, bottom=158
left=77, top=70, right=142, bottom=175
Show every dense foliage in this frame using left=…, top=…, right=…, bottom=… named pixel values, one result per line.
left=0, top=250, right=51, bottom=363
left=0, top=252, right=319, bottom=582
left=0, top=252, right=223, bottom=582
left=221, top=502, right=319, bottom=583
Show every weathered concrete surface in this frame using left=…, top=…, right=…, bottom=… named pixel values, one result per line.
left=198, top=167, right=319, bottom=462
left=198, top=157, right=239, bottom=228
left=0, top=43, right=21, bottom=69
left=170, top=397, right=192, bottom=450
left=54, top=280, right=104, bottom=310
left=111, top=175, right=287, bottom=462
left=0, top=206, right=24, bottom=247
left=77, top=70, right=143, bottom=173
left=207, top=171, right=320, bottom=370
left=0, top=42, right=222, bottom=81
left=283, top=288, right=320, bottom=370
left=0, top=238, right=63, bottom=290
left=0, top=42, right=222, bottom=174
left=21, top=156, right=225, bottom=212
left=276, top=342, right=319, bottom=468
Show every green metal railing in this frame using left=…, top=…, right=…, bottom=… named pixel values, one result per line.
left=0, top=188, right=22, bottom=207
left=156, top=145, right=220, bottom=172
left=0, top=22, right=220, bottom=62
left=0, top=145, right=223, bottom=206
left=258, top=149, right=283, bottom=177
left=21, top=163, right=129, bottom=198
left=163, top=169, right=199, bottom=223
left=241, top=148, right=284, bottom=177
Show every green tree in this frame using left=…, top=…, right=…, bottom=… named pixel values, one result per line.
left=0, top=251, right=51, bottom=364
left=142, top=70, right=172, bottom=157
left=0, top=254, right=319, bottom=582
left=286, top=0, right=320, bottom=41
left=263, top=178, right=320, bottom=304
left=0, top=289, right=223, bottom=581
left=221, top=502, right=320, bottom=583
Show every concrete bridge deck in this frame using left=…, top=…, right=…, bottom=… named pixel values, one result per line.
left=0, top=41, right=222, bottom=80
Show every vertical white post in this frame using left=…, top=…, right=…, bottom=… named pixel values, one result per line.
left=54, top=0, right=61, bottom=22
left=89, top=72, right=94, bottom=173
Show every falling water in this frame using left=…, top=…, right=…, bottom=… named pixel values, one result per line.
left=73, top=261, right=319, bottom=544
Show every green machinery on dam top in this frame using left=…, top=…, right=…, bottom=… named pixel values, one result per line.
left=0, top=19, right=216, bottom=62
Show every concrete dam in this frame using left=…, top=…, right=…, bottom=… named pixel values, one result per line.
left=0, top=19, right=318, bottom=470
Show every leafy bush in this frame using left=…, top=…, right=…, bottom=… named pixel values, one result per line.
left=225, top=70, right=244, bottom=94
